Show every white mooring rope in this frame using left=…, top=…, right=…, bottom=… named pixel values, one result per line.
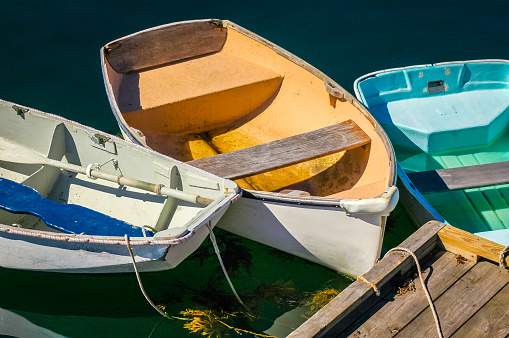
left=125, top=223, right=251, bottom=319
left=124, top=235, right=187, bottom=321
left=499, top=245, right=509, bottom=269
left=358, top=247, right=443, bottom=338
left=206, top=221, right=251, bottom=314
left=386, top=247, right=443, bottom=338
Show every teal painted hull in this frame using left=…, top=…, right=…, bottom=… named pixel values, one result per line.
left=355, top=60, right=509, bottom=245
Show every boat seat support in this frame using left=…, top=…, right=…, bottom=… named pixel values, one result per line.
left=188, top=119, right=371, bottom=180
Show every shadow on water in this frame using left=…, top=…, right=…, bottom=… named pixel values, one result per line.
left=0, top=228, right=354, bottom=337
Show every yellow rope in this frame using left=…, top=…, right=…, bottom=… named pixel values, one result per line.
left=218, top=320, right=276, bottom=338
left=356, top=276, right=379, bottom=296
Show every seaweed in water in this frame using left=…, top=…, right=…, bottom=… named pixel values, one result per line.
left=189, top=230, right=254, bottom=276
left=253, top=280, right=305, bottom=307
left=156, top=229, right=343, bottom=337
left=304, top=288, right=340, bottom=318
left=180, top=309, right=276, bottom=338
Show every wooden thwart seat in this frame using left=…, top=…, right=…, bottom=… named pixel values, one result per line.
left=407, top=160, right=509, bottom=193
left=119, top=53, right=283, bottom=135
left=188, top=119, right=371, bottom=180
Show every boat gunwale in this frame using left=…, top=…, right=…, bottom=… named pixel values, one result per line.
left=0, top=224, right=192, bottom=246
left=241, top=185, right=397, bottom=208
left=353, top=59, right=509, bottom=101
left=101, top=19, right=398, bottom=200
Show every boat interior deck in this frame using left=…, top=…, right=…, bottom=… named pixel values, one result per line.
left=368, top=89, right=509, bottom=153
left=0, top=104, right=218, bottom=237
left=357, top=61, right=509, bottom=236
left=289, top=221, right=509, bottom=337
left=399, top=129, right=509, bottom=235
left=104, top=21, right=394, bottom=199
left=358, top=62, right=509, bottom=154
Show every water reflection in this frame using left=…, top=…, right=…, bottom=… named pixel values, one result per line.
left=0, top=229, right=353, bottom=337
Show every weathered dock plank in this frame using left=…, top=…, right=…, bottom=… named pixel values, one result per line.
left=342, top=250, right=475, bottom=337
left=451, top=283, right=509, bottom=338
left=287, top=221, right=445, bottom=338
left=396, top=261, right=509, bottom=337
left=289, top=221, right=509, bottom=338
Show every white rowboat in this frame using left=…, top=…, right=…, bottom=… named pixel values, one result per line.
left=101, top=19, right=398, bottom=277
left=0, top=99, right=240, bottom=273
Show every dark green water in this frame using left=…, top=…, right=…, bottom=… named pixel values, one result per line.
left=0, top=1, right=508, bottom=336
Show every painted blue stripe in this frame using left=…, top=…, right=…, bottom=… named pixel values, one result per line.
left=0, top=177, right=150, bottom=237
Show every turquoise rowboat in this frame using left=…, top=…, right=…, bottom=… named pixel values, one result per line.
left=354, top=60, right=509, bottom=245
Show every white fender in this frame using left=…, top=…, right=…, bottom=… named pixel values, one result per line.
left=339, top=186, right=399, bottom=216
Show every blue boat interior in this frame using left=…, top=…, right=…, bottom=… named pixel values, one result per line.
left=357, top=61, right=509, bottom=237
left=358, top=62, right=509, bottom=153
left=0, top=177, right=150, bottom=237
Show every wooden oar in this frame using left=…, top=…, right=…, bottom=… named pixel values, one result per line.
left=0, top=138, right=214, bottom=206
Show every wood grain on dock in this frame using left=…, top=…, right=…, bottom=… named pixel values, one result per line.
left=289, top=221, right=509, bottom=337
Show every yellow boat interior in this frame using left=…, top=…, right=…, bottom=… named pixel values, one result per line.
left=103, top=20, right=394, bottom=199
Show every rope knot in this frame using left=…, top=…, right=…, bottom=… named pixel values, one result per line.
left=154, top=184, right=163, bottom=196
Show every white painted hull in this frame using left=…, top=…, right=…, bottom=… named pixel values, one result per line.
left=100, top=19, right=400, bottom=277
left=217, top=191, right=397, bottom=277
left=0, top=99, right=240, bottom=273
left=0, top=308, right=64, bottom=338
left=0, top=208, right=226, bottom=273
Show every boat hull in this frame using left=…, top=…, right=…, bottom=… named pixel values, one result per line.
left=0, top=99, right=239, bottom=273
left=0, top=208, right=226, bottom=273
left=217, top=192, right=396, bottom=277
left=101, top=19, right=399, bottom=276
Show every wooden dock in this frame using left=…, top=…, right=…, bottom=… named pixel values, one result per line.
left=289, top=221, right=509, bottom=337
